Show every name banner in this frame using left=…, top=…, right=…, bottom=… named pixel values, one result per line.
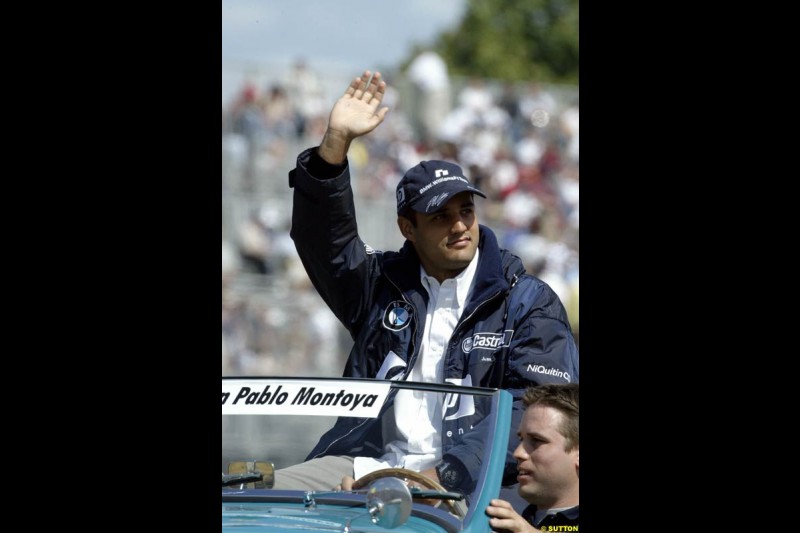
left=222, top=379, right=391, bottom=417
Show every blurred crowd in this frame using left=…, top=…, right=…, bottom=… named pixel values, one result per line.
left=222, top=55, right=579, bottom=377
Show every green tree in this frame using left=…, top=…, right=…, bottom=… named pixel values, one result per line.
left=421, top=0, right=578, bottom=84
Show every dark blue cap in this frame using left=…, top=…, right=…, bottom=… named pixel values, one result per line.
left=396, top=160, right=486, bottom=215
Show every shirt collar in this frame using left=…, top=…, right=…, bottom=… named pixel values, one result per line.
left=420, top=248, right=480, bottom=309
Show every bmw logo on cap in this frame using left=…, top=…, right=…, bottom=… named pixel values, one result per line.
left=382, top=301, right=414, bottom=331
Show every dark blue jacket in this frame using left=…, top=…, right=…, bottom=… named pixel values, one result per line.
left=522, top=505, right=579, bottom=528
left=288, top=147, right=579, bottom=487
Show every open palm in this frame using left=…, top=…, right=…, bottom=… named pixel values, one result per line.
left=327, top=70, right=390, bottom=139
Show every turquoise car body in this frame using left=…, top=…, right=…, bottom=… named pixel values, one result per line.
left=222, top=377, right=513, bottom=532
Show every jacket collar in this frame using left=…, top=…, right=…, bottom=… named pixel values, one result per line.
left=522, top=504, right=580, bottom=526
left=384, top=225, right=524, bottom=310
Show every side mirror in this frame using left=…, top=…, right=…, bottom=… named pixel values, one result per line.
left=364, top=477, right=412, bottom=529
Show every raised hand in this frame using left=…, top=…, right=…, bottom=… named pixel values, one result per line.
left=318, top=70, right=390, bottom=164
left=329, top=70, right=389, bottom=138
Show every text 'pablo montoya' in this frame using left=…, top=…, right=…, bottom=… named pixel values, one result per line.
left=222, top=385, right=379, bottom=411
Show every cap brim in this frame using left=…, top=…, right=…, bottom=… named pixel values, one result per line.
left=408, top=185, right=487, bottom=214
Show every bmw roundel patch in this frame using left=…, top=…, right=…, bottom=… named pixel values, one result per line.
left=382, top=301, right=414, bottom=331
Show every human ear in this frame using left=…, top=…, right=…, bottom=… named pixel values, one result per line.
left=397, top=217, right=415, bottom=241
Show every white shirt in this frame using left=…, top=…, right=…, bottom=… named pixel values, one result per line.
left=353, top=249, right=480, bottom=479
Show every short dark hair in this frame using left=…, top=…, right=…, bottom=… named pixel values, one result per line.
left=398, top=209, right=418, bottom=227
left=522, top=383, right=579, bottom=451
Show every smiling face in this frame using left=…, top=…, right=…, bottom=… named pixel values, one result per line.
left=513, top=404, right=579, bottom=509
left=397, top=192, right=480, bottom=283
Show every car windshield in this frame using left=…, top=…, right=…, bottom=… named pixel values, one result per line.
left=222, top=376, right=513, bottom=532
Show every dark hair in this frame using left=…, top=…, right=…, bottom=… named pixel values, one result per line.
left=522, top=383, right=579, bottom=451
left=398, top=209, right=418, bottom=227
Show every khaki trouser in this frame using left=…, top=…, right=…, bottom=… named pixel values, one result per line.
left=271, top=455, right=355, bottom=491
